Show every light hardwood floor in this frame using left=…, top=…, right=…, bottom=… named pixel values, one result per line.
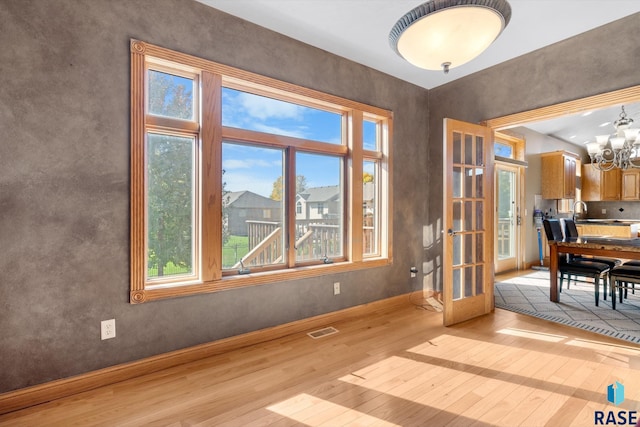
left=2, top=296, right=640, bottom=426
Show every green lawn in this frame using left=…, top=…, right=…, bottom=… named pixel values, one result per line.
left=147, top=235, right=249, bottom=276
left=223, top=235, right=249, bottom=268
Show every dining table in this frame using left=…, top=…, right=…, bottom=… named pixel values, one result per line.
left=548, top=236, right=640, bottom=302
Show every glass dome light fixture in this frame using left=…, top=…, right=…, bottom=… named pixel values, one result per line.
left=389, top=0, right=512, bottom=74
left=586, top=106, right=640, bottom=171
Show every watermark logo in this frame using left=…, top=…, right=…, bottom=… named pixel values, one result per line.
left=595, top=381, right=637, bottom=425
left=607, top=381, right=625, bottom=406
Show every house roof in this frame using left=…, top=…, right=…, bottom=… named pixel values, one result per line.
left=226, top=191, right=281, bottom=209
left=298, top=185, right=340, bottom=203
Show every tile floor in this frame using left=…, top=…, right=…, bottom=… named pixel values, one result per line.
left=495, top=270, right=640, bottom=344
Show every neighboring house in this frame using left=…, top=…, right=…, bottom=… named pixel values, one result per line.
left=295, top=183, right=376, bottom=221
left=226, top=191, right=282, bottom=236
left=296, top=185, right=341, bottom=221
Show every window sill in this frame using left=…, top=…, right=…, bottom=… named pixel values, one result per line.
left=131, top=257, right=392, bottom=303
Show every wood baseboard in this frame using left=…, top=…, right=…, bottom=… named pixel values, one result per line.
left=0, top=294, right=410, bottom=415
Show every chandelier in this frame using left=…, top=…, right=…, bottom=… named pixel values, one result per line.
left=389, top=0, right=511, bottom=74
left=586, top=106, right=640, bottom=170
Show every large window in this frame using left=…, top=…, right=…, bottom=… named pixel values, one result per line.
left=130, top=40, right=392, bottom=303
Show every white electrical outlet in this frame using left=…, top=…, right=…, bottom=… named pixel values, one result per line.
left=333, top=282, right=340, bottom=295
left=101, top=319, right=116, bottom=340
left=602, top=208, right=607, bottom=214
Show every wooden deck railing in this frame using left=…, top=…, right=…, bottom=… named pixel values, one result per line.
left=238, top=220, right=344, bottom=267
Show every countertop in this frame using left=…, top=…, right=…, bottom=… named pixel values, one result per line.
left=575, top=219, right=640, bottom=226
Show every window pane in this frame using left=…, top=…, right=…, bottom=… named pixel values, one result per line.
left=148, top=70, right=194, bottom=121
left=146, top=133, right=195, bottom=279
left=296, top=152, right=343, bottom=261
left=363, top=119, right=377, bottom=150
left=363, top=161, right=378, bottom=256
left=495, top=142, right=513, bottom=158
left=222, top=142, right=285, bottom=270
left=222, top=88, right=342, bottom=144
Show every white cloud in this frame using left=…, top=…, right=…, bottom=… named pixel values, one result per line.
left=252, top=123, right=306, bottom=139
left=238, top=92, right=304, bottom=121
left=224, top=171, right=274, bottom=198
left=223, top=158, right=274, bottom=170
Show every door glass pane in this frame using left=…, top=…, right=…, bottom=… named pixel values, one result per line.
left=476, top=168, right=484, bottom=197
left=476, top=232, right=484, bottom=263
left=464, top=266, right=473, bottom=298
left=497, top=169, right=516, bottom=260
left=453, top=234, right=462, bottom=266
left=476, top=201, right=484, bottom=232
left=453, top=167, right=462, bottom=198
left=453, top=132, right=462, bottom=164
left=465, top=167, right=474, bottom=198
left=222, top=142, right=285, bottom=270
left=464, top=234, right=473, bottom=264
left=465, top=134, right=473, bottom=165
left=296, top=152, right=343, bottom=262
left=476, top=265, right=484, bottom=295
left=464, top=201, right=473, bottom=231
left=146, top=133, right=195, bottom=279
left=453, top=268, right=461, bottom=300
left=453, top=201, right=462, bottom=231
left=476, top=136, right=484, bottom=166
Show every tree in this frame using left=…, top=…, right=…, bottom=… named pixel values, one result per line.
left=363, top=172, right=374, bottom=183
left=147, top=134, right=194, bottom=277
left=270, top=175, right=307, bottom=200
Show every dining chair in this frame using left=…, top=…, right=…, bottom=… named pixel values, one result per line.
left=562, top=218, right=622, bottom=270
left=610, top=265, right=640, bottom=309
left=543, top=219, right=610, bottom=306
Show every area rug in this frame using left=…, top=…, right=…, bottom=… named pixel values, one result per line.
left=495, top=270, right=640, bottom=344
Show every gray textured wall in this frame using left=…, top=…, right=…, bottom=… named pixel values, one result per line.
left=427, top=13, right=640, bottom=292
left=0, top=0, right=429, bottom=393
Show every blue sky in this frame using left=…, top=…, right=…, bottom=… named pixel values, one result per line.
left=221, top=88, right=376, bottom=197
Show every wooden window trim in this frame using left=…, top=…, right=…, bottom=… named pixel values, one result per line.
left=130, top=39, right=393, bottom=304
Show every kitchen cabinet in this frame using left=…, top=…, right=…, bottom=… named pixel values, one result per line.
left=541, top=151, right=579, bottom=199
left=581, top=164, right=621, bottom=201
left=621, top=169, right=640, bottom=200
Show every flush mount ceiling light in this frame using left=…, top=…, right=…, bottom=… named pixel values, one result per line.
left=389, top=0, right=512, bottom=74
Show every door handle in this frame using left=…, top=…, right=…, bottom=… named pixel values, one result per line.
left=447, top=229, right=458, bottom=236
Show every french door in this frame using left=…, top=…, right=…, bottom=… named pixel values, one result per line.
left=443, top=119, right=494, bottom=326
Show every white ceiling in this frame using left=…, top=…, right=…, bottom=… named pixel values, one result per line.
left=197, top=0, right=640, bottom=147
left=198, top=0, right=640, bottom=90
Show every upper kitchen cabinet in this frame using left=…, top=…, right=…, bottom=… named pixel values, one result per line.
left=582, top=164, right=621, bottom=201
left=622, top=169, right=640, bottom=200
left=541, top=150, right=579, bottom=199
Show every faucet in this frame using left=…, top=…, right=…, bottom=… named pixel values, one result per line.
left=572, top=200, right=587, bottom=222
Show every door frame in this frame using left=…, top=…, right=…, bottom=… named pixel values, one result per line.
left=441, top=85, right=640, bottom=326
